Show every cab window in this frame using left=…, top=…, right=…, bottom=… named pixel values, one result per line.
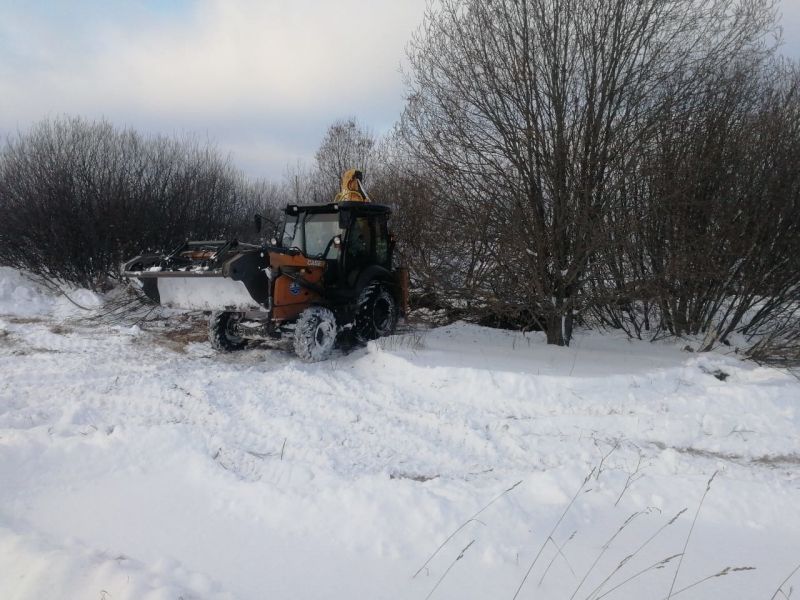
left=374, top=217, right=389, bottom=265
left=348, top=217, right=372, bottom=260
left=303, top=213, right=342, bottom=259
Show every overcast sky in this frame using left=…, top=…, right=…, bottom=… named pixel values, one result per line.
left=1, top=0, right=799, bottom=180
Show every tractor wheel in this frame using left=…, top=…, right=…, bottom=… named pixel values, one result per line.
left=293, top=306, right=337, bottom=362
left=354, top=281, right=398, bottom=343
left=208, top=311, right=246, bottom=352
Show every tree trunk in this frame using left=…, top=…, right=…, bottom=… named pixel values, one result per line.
left=545, top=313, right=571, bottom=346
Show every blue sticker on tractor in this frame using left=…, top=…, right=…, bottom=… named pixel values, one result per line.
left=289, top=281, right=302, bottom=296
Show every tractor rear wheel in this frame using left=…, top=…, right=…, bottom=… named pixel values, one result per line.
left=354, top=281, right=398, bottom=343
left=209, top=311, right=246, bottom=351
left=294, top=306, right=337, bottom=362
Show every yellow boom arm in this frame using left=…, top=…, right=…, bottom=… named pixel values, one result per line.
left=334, top=169, right=371, bottom=202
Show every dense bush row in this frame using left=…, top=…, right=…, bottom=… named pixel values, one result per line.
left=0, top=117, right=283, bottom=290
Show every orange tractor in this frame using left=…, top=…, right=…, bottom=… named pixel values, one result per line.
left=123, top=170, right=409, bottom=361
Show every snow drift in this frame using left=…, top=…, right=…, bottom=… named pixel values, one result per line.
left=0, top=267, right=798, bottom=599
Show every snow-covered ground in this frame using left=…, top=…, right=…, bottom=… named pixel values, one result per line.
left=1, top=267, right=798, bottom=600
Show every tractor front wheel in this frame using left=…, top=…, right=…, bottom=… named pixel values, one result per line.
left=354, top=281, right=398, bottom=343
left=293, top=306, right=337, bottom=362
left=209, top=311, right=246, bottom=351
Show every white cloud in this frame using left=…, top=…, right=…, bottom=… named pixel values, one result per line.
left=0, top=0, right=427, bottom=177
left=778, top=0, right=800, bottom=57
left=98, top=1, right=418, bottom=116
left=1, top=0, right=797, bottom=178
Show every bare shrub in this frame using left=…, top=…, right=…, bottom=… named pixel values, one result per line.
left=401, top=0, right=791, bottom=346
left=0, top=116, right=281, bottom=289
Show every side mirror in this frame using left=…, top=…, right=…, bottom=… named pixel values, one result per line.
left=254, top=214, right=263, bottom=234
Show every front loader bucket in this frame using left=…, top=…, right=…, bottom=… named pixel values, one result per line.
left=122, top=243, right=269, bottom=312
left=143, top=273, right=263, bottom=311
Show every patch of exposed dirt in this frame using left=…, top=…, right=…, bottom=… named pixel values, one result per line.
left=10, top=347, right=61, bottom=356
left=389, top=471, right=439, bottom=482
left=3, top=316, right=45, bottom=324
left=752, top=453, right=800, bottom=466
left=48, top=324, right=73, bottom=335
left=151, top=324, right=209, bottom=354
left=699, top=365, right=730, bottom=381
left=651, top=441, right=800, bottom=468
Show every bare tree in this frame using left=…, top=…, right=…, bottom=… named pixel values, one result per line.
left=283, top=159, right=320, bottom=204
left=402, top=0, right=779, bottom=345
left=314, top=117, right=376, bottom=198
left=587, top=57, right=800, bottom=353
left=369, top=136, right=486, bottom=316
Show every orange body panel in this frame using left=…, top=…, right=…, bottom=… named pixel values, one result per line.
left=268, top=252, right=326, bottom=269
left=181, top=250, right=216, bottom=260
left=272, top=265, right=325, bottom=322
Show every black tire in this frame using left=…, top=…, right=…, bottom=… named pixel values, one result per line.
left=293, top=306, right=337, bottom=362
left=354, top=281, right=398, bottom=343
left=208, top=311, right=246, bottom=352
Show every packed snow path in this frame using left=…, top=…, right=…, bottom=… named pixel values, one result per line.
left=0, top=268, right=798, bottom=599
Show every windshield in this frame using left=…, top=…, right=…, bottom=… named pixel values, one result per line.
left=281, top=212, right=342, bottom=259
left=281, top=217, right=299, bottom=248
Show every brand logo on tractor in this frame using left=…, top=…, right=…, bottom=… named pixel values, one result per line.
left=289, top=281, right=302, bottom=296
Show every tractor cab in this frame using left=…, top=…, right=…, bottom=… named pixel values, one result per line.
left=279, top=201, right=393, bottom=288
left=276, top=169, right=393, bottom=289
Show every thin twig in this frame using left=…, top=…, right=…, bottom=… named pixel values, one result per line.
left=594, top=439, right=620, bottom=480
left=667, top=471, right=718, bottom=599
left=586, top=508, right=687, bottom=600
left=56, top=288, right=95, bottom=310
left=771, top=561, right=800, bottom=600
left=614, top=450, right=645, bottom=506
left=538, top=531, right=578, bottom=586
left=424, top=539, right=476, bottom=600
left=412, top=480, right=522, bottom=578
left=658, top=566, right=755, bottom=599
left=595, top=554, right=683, bottom=600
left=569, top=512, right=645, bottom=600
left=568, top=335, right=581, bottom=376
left=512, top=468, right=595, bottom=599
